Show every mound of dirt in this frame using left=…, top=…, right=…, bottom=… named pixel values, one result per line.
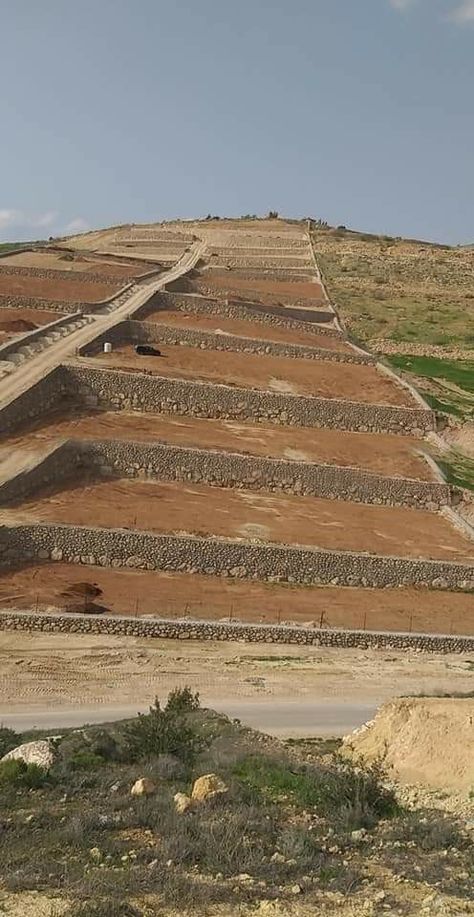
left=61, top=581, right=102, bottom=598
left=0, top=318, right=37, bottom=333
left=342, top=697, right=474, bottom=792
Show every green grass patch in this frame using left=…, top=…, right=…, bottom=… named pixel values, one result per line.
left=439, top=452, right=474, bottom=492
left=386, top=354, right=474, bottom=393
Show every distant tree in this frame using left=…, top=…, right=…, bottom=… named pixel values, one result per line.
left=268, top=210, right=279, bottom=219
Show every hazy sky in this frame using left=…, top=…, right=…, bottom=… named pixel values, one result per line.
left=1, top=0, right=473, bottom=243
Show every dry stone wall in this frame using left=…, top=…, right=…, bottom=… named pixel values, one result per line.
left=81, top=319, right=375, bottom=366
left=212, top=256, right=313, bottom=270
left=63, top=364, right=436, bottom=436
left=0, top=442, right=81, bottom=505
left=81, top=438, right=452, bottom=509
left=0, top=434, right=452, bottom=511
left=1, top=609, right=472, bottom=654
left=0, top=265, right=125, bottom=286
left=203, top=267, right=316, bottom=282
left=1, top=522, right=473, bottom=591
left=144, top=291, right=339, bottom=333
left=0, top=366, right=70, bottom=435
left=0, top=312, right=86, bottom=362
left=0, top=293, right=78, bottom=314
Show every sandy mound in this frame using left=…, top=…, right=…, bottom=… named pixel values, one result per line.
left=342, top=697, right=474, bottom=792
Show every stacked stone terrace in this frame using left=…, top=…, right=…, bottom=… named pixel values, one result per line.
left=0, top=218, right=473, bottom=643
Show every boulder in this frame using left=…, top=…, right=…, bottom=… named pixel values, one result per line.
left=174, top=792, right=193, bottom=814
left=130, top=777, right=156, bottom=797
left=191, top=773, right=228, bottom=803
left=2, top=739, right=55, bottom=770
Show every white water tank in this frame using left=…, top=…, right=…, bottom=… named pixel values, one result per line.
left=103, top=342, right=112, bottom=353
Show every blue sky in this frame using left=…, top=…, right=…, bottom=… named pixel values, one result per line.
left=0, top=0, right=473, bottom=244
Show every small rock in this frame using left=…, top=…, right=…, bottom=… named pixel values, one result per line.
left=191, top=773, right=228, bottom=802
left=290, top=884, right=302, bottom=895
left=270, top=852, right=286, bottom=864
left=130, top=777, right=156, bottom=797
left=174, top=792, right=193, bottom=814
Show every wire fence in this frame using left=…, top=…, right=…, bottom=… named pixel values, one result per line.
left=25, top=593, right=460, bottom=635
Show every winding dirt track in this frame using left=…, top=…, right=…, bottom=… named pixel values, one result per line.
left=0, top=241, right=206, bottom=411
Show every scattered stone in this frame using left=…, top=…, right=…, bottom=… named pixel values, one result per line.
left=174, top=792, right=193, bottom=814
left=191, top=773, right=229, bottom=802
left=130, top=777, right=156, bottom=797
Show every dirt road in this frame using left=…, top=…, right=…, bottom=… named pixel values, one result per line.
left=1, top=632, right=472, bottom=738
left=0, top=700, right=377, bottom=737
left=0, top=241, right=205, bottom=409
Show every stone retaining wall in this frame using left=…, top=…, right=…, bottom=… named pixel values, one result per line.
left=1, top=609, right=472, bottom=653
left=81, top=438, right=451, bottom=509
left=0, top=265, right=124, bottom=285
left=0, top=442, right=80, bottom=505
left=1, top=522, right=473, bottom=590
left=212, top=256, right=313, bottom=270
left=0, top=366, right=69, bottom=435
left=0, top=433, right=452, bottom=510
left=0, top=293, right=79, bottom=314
left=81, top=319, right=375, bottom=366
left=64, top=364, right=435, bottom=436
left=146, top=291, right=339, bottom=333
left=203, top=267, right=316, bottom=281
left=0, top=311, right=86, bottom=362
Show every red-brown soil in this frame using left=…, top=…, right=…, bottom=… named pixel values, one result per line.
left=0, top=306, right=61, bottom=331
left=90, top=345, right=413, bottom=406
left=8, top=477, right=473, bottom=562
left=196, top=270, right=326, bottom=301
left=1, top=562, right=473, bottom=634
left=3, top=409, right=435, bottom=481
left=143, top=308, right=350, bottom=351
left=1, top=252, right=155, bottom=278
left=0, top=274, right=123, bottom=304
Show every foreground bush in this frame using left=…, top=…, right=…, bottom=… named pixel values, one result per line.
left=123, top=695, right=202, bottom=764
left=0, top=758, right=49, bottom=788
left=0, top=726, right=21, bottom=758
left=234, top=755, right=398, bottom=828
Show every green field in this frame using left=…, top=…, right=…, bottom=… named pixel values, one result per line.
left=313, top=228, right=474, bottom=347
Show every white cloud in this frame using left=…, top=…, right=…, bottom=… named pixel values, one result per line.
left=0, top=208, right=57, bottom=234
left=389, top=0, right=474, bottom=22
left=390, top=0, right=415, bottom=9
left=450, top=0, right=474, bottom=21
left=64, top=217, right=89, bottom=234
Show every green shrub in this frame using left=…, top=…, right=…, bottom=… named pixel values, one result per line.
left=234, top=755, right=397, bottom=828
left=68, top=751, right=106, bottom=771
left=0, top=726, right=20, bottom=757
left=165, top=686, right=200, bottom=715
left=0, top=758, right=49, bottom=788
left=123, top=698, right=202, bottom=764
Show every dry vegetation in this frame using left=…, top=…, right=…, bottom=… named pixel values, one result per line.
left=0, top=691, right=473, bottom=916
left=312, top=226, right=474, bottom=348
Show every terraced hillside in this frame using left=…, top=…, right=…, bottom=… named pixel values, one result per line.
left=0, top=218, right=473, bottom=642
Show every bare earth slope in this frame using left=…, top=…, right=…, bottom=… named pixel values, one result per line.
left=343, top=696, right=474, bottom=792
